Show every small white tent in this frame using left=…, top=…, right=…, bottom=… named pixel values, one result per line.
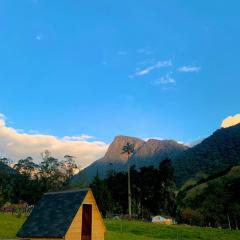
left=152, top=215, right=173, bottom=225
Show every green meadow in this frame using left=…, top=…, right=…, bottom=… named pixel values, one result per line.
left=105, top=220, right=240, bottom=240
left=0, top=214, right=240, bottom=240
left=0, top=214, right=26, bottom=239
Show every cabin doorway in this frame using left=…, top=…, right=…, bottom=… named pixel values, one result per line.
left=81, top=204, right=92, bottom=240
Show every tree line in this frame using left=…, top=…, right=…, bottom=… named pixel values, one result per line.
left=90, top=159, right=176, bottom=219
left=90, top=162, right=240, bottom=229
left=0, top=151, right=78, bottom=206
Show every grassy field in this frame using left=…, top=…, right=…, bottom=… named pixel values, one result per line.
left=105, top=220, right=240, bottom=240
left=0, top=214, right=26, bottom=239
left=0, top=214, right=240, bottom=240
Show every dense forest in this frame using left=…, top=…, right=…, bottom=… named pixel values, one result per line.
left=90, top=159, right=176, bottom=218
left=176, top=166, right=240, bottom=228
left=89, top=163, right=240, bottom=229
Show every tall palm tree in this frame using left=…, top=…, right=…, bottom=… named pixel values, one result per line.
left=121, top=142, right=135, bottom=218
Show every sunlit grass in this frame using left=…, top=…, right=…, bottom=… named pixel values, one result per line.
left=0, top=213, right=240, bottom=240
left=0, top=213, right=26, bottom=238
left=105, top=219, right=240, bottom=240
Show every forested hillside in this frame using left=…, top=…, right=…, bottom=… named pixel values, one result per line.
left=173, top=124, right=240, bottom=185
left=177, top=166, right=240, bottom=228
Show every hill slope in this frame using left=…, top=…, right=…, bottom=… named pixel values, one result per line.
left=174, top=124, right=240, bottom=185
left=177, top=165, right=240, bottom=228
left=182, top=165, right=240, bottom=202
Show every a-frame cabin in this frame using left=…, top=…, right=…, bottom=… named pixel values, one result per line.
left=17, top=189, right=106, bottom=240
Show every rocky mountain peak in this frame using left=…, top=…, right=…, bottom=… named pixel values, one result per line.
left=102, top=135, right=144, bottom=163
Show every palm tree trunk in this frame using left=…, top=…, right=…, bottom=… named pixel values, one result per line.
left=128, top=154, right=131, bottom=218
left=227, top=213, right=231, bottom=230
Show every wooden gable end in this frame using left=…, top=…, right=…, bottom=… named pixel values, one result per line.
left=65, top=189, right=106, bottom=240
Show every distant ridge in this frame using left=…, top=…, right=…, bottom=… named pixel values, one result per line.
left=173, top=123, right=240, bottom=185
left=71, top=135, right=187, bottom=184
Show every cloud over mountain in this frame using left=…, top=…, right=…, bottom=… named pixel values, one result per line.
left=221, top=114, right=240, bottom=128
left=0, top=115, right=108, bottom=167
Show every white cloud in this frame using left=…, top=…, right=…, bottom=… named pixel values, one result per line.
left=0, top=115, right=108, bottom=167
left=153, top=73, right=176, bottom=85
left=135, top=60, right=172, bottom=76
left=63, top=135, right=95, bottom=141
left=221, top=114, right=240, bottom=128
left=178, top=66, right=201, bottom=73
left=142, top=137, right=163, bottom=141
left=0, top=113, right=6, bottom=120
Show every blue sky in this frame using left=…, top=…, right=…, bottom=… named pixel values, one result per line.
left=0, top=0, right=239, bottom=145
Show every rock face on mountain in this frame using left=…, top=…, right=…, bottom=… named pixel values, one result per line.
left=71, top=136, right=144, bottom=184
left=129, top=139, right=188, bottom=168
left=99, top=135, right=145, bottom=164
left=71, top=135, right=187, bottom=184
left=174, top=123, right=240, bottom=185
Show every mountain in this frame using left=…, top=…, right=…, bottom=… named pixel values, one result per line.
left=71, top=136, right=144, bottom=184
left=129, top=139, right=187, bottom=168
left=173, top=123, right=240, bottom=185
left=99, top=135, right=145, bottom=164
left=72, top=124, right=240, bottom=186
left=71, top=135, right=187, bottom=184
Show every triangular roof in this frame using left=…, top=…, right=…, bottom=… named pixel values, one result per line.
left=17, top=189, right=89, bottom=238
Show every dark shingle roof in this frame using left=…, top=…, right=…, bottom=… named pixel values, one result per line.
left=17, top=189, right=89, bottom=238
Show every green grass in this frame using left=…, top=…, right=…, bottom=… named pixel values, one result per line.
left=105, top=220, right=240, bottom=240
left=0, top=214, right=26, bottom=239
left=0, top=214, right=240, bottom=240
